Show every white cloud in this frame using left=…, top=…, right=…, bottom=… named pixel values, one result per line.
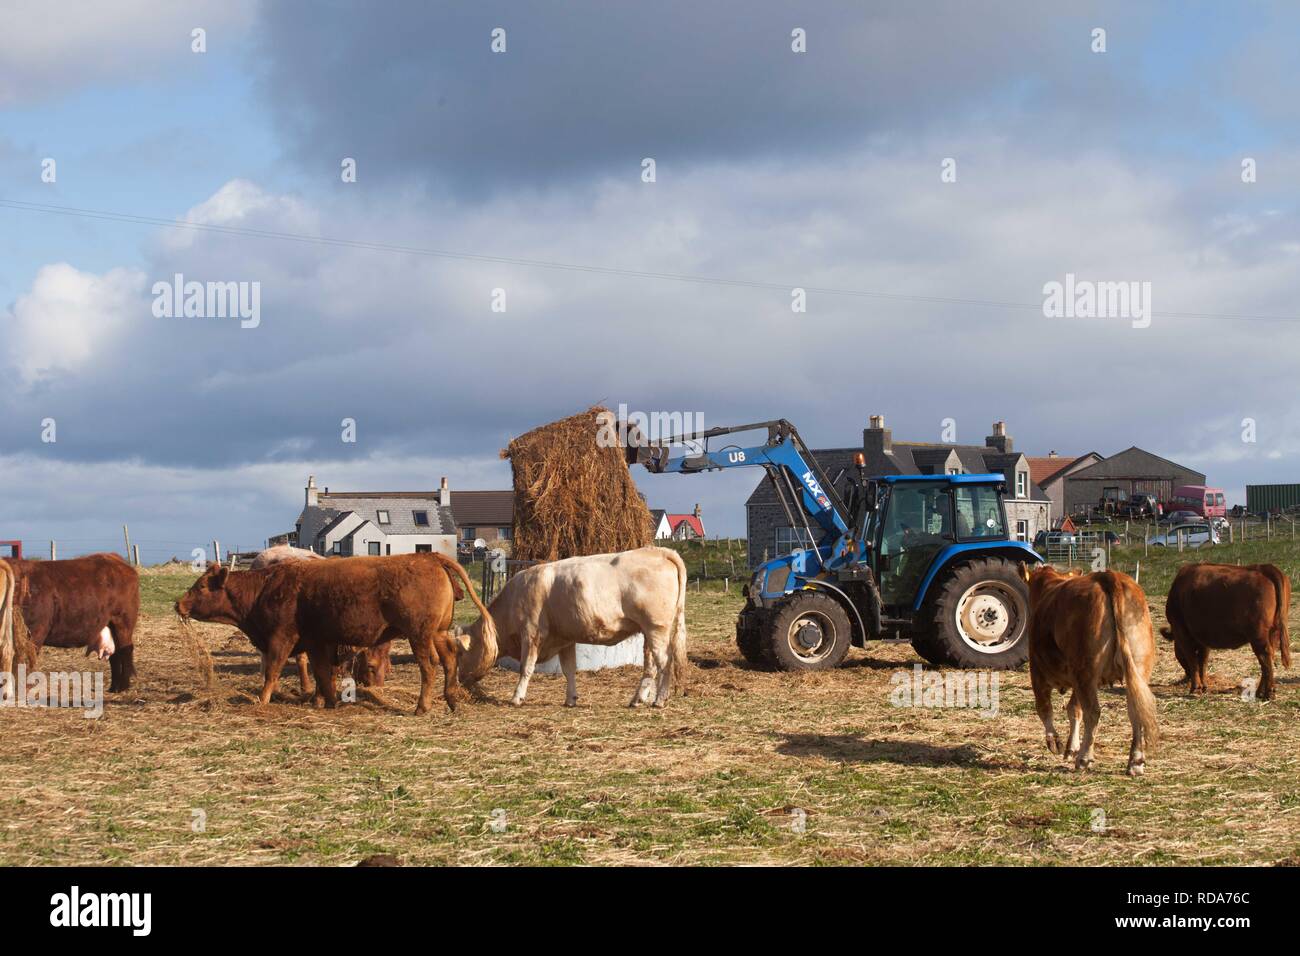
left=2, top=262, right=146, bottom=386
left=0, top=0, right=258, bottom=105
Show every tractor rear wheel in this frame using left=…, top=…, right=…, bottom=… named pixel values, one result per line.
left=911, top=558, right=1030, bottom=669
left=765, top=592, right=852, bottom=671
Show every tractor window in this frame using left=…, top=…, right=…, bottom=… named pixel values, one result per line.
left=954, top=485, right=1006, bottom=539
left=878, top=482, right=952, bottom=606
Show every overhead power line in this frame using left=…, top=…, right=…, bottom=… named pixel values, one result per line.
left=1, top=197, right=1295, bottom=323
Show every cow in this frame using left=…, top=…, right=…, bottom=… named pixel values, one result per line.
left=1021, top=565, right=1158, bottom=776
left=175, top=551, right=494, bottom=714
left=1161, top=562, right=1291, bottom=700
left=0, top=559, right=14, bottom=704
left=248, top=545, right=394, bottom=690
left=459, top=547, right=688, bottom=709
left=8, top=553, right=140, bottom=692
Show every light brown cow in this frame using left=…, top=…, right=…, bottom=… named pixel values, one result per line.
left=1162, top=562, right=1291, bottom=700
left=1022, top=565, right=1158, bottom=776
left=459, top=547, right=688, bottom=708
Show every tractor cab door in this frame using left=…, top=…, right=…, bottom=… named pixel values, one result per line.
left=877, top=481, right=953, bottom=607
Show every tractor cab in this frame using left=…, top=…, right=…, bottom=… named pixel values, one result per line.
left=742, top=473, right=1039, bottom=671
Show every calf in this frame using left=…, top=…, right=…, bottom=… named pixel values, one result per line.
left=1022, top=565, right=1158, bottom=776
left=460, top=546, right=688, bottom=708
left=1162, top=562, right=1291, bottom=700
left=9, top=554, right=140, bottom=692
left=176, top=552, right=494, bottom=714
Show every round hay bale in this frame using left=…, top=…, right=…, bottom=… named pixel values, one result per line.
left=503, top=406, right=653, bottom=562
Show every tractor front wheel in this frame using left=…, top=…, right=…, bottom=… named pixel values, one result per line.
left=911, top=558, right=1030, bottom=669
left=765, top=592, right=852, bottom=671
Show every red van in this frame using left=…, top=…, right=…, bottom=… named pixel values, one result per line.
left=1170, top=486, right=1225, bottom=519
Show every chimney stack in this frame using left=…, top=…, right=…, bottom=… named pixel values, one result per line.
left=693, top=503, right=701, bottom=519
left=864, top=415, right=892, bottom=456
left=305, top=475, right=319, bottom=508
left=438, top=476, right=451, bottom=508
left=984, top=421, right=1012, bottom=454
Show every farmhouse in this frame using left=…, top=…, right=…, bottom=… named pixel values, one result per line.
left=746, top=418, right=1052, bottom=566
left=651, top=506, right=706, bottom=540
left=1025, top=451, right=1103, bottom=521
left=448, top=490, right=515, bottom=545
left=294, top=475, right=457, bottom=558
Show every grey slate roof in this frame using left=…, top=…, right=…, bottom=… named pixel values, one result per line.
left=297, top=493, right=456, bottom=548
left=746, top=442, right=1047, bottom=507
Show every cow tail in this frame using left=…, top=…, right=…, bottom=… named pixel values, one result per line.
left=1263, top=565, right=1291, bottom=669
left=1102, top=573, right=1158, bottom=754
left=440, top=556, right=497, bottom=672
left=665, top=548, right=689, bottom=697
left=0, top=562, right=14, bottom=701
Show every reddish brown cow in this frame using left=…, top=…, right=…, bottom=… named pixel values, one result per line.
left=1022, top=565, right=1159, bottom=776
left=176, top=552, right=493, bottom=713
left=8, top=553, right=140, bottom=692
left=247, top=545, right=392, bottom=694
left=1162, top=563, right=1291, bottom=700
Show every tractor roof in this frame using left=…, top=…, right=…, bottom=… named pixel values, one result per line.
left=878, top=473, right=1006, bottom=485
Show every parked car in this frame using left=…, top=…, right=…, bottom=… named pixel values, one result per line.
left=1034, top=530, right=1076, bottom=549
left=1147, top=522, right=1220, bottom=548
left=1160, top=509, right=1201, bottom=525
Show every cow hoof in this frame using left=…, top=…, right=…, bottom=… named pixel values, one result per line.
left=511, top=697, right=525, bottom=707
left=1045, top=734, right=1062, bottom=755
left=1074, top=758, right=1094, bottom=772
left=652, top=700, right=667, bottom=709
left=564, top=698, right=578, bottom=708
left=1127, top=762, right=1145, bottom=777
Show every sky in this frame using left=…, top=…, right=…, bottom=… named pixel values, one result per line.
left=2, top=0, right=1299, bottom=560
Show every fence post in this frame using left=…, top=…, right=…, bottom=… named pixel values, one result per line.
left=50, top=540, right=57, bottom=561
left=212, top=539, right=221, bottom=565
left=123, top=524, right=132, bottom=561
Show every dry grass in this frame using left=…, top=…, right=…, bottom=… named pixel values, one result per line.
left=503, top=406, right=652, bottom=561
left=2, top=561, right=1300, bottom=866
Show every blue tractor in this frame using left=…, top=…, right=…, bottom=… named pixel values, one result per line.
left=631, top=420, right=1042, bottom=671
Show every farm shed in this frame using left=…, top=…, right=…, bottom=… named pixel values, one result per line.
left=1060, top=447, right=1205, bottom=517
left=746, top=417, right=1052, bottom=568
left=294, top=475, right=457, bottom=559
left=1025, top=452, right=1103, bottom=519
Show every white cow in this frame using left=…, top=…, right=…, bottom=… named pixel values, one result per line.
left=251, top=545, right=325, bottom=569
left=0, top=559, right=15, bottom=704
left=459, top=546, right=689, bottom=708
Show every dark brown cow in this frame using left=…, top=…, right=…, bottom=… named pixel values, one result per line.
left=1022, top=565, right=1158, bottom=776
left=9, top=553, right=140, bottom=692
left=176, top=552, right=493, bottom=713
left=1162, top=563, right=1291, bottom=700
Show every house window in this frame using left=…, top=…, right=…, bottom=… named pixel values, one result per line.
left=1015, top=519, right=1029, bottom=542
left=462, top=527, right=477, bottom=541
left=412, top=510, right=429, bottom=527
left=332, top=541, right=343, bottom=555
left=367, top=541, right=381, bottom=556
left=948, top=467, right=961, bottom=475
left=377, top=510, right=390, bottom=525
left=415, top=544, right=433, bottom=553
left=774, top=526, right=816, bottom=553
left=1015, top=471, right=1027, bottom=499
left=498, top=527, right=512, bottom=540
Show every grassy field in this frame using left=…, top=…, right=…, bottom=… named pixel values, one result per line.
left=3, top=537, right=1300, bottom=866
